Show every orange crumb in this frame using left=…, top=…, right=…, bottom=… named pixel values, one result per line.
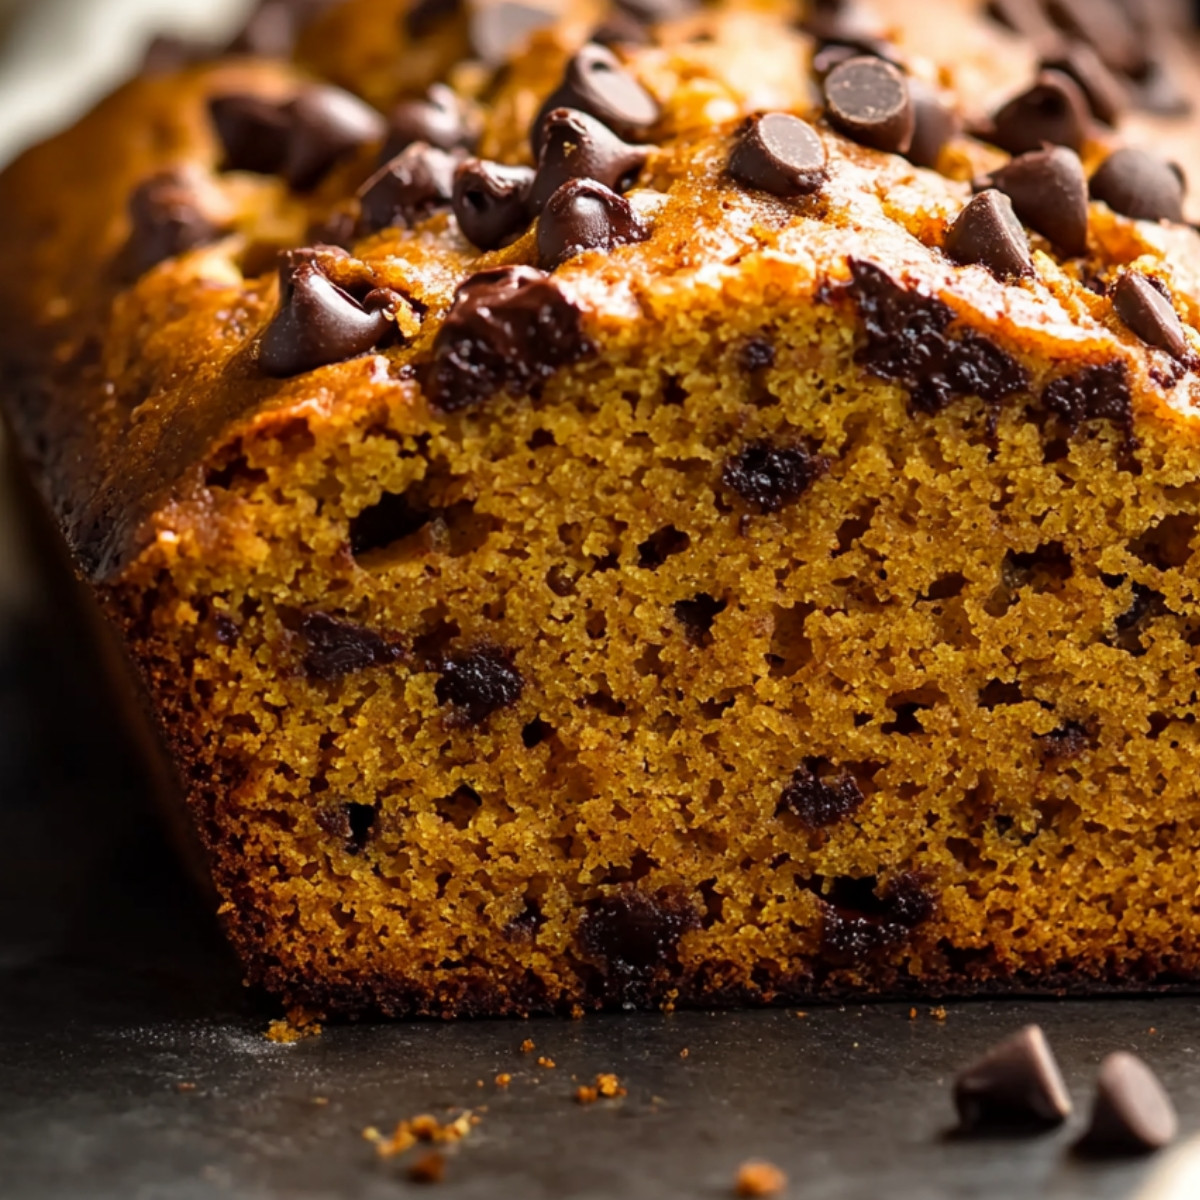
left=408, top=1152, right=445, bottom=1184
left=311, top=1096, right=329, bottom=1106
left=537, top=1056, right=556, bottom=1069
left=909, top=1007, right=918, bottom=1020
left=495, top=1073, right=512, bottom=1087
left=930, top=1006, right=947, bottom=1021
left=570, top=1004, right=584, bottom=1019
left=265, top=1017, right=322, bottom=1044
left=680, top=1048, right=690, bottom=1059
left=575, top=1086, right=599, bottom=1104
left=596, top=1073, right=624, bottom=1098
left=476, top=1079, right=484, bottom=1088
left=175, top=1082, right=196, bottom=1092
left=794, top=1011, right=807, bottom=1019
left=520, top=1038, right=536, bottom=1053
left=1149, top=1027, right=1158, bottom=1034
left=371, top=1112, right=475, bottom=1158
left=735, top=1160, right=787, bottom=1197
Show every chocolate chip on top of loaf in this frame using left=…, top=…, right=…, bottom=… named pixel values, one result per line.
left=5, top=0, right=1200, bottom=1018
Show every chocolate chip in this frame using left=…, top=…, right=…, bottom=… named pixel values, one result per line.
left=300, top=611, right=401, bottom=680
left=1041, top=41, right=1127, bottom=126
left=817, top=872, right=935, bottom=961
left=823, top=56, right=914, bottom=154
left=577, top=886, right=700, bottom=978
left=1080, top=1052, right=1177, bottom=1155
left=260, top=250, right=392, bottom=377
left=530, top=108, right=650, bottom=212
left=470, top=0, right=558, bottom=65
left=531, top=42, right=660, bottom=154
left=357, top=142, right=457, bottom=234
left=980, top=146, right=1088, bottom=257
left=1043, top=360, right=1131, bottom=431
left=435, top=647, right=523, bottom=724
left=284, top=85, right=387, bottom=191
left=425, top=265, right=591, bottom=412
left=209, top=93, right=291, bottom=175
left=1112, top=273, right=1191, bottom=363
left=722, top=441, right=827, bottom=513
left=383, top=83, right=479, bottom=159
left=778, top=762, right=864, bottom=827
left=954, top=1025, right=1073, bottom=1131
left=536, top=179, right=649, bottom=270
left=728, top=113, right=828, bottom=198
left=988, top=69, right=1090, bottom=155
left=904, top=77, right=959, bottom=170
left=945, top=190, right=1033, bottom=280
left=453, top=159, right=535, bottom=249
left=127, top=168, right=223, bottom=273
left=843, top=260, right=1031, bottom=413
left=404, top=0, right=460, bottom=39
left=1089, top=147, right=1185, bottom=223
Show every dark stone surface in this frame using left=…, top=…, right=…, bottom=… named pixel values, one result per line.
left=1, top=562, right=1199, bottom=1198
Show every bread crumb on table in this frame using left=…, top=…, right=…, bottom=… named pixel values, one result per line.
left=735, top=1160, right=787, bottom=1197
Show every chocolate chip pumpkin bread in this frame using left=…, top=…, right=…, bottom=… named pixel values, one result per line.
left=5, top=0, right=1200, bottom=1017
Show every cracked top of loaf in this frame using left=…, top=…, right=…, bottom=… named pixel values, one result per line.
left=1, top=0, right=1200, bottom=582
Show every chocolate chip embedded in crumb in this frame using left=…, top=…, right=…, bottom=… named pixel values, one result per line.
left=1112, top=273, right=1192, bottom=364
left=823, top=56, right=914, bottom=155
left=284, top=85, right=387, bottom=191
left=1089, top=147, right=1185, bottom=223
left=260, top=251, right=392, bottom=377
left=1043, top=360, right=1131, bottom=432
left=470, top=0, right=558, bottom=65
left=357, top=142, right=457, bottom=234
left=577, top=886, right=700, bottom=979
left=300, top=611, right=401, bottom=681
left=536, top=179, right=649, bottom=270
left=905, top=77, right=959, bottom=170
left=739, top=337, right=776, bottom=372
left=778, top=762, right=864, bottom=828
left=383, top=83, right=479, bottom=160
left=453, top=159, right=535, bottom=250
left=209, top=93, right=291, bottom=175
left=1080, top=1052, right=1177, bottom=1155
left=530, top=107, right=650, bottom=212
left=425, top=265, right=591, bottom=412
left=988, top=70, right=1091, bottom=156
left=945, top=190, right=1033, bottom=281
left=980, top=146, right=1088, bottom=258
left=435, top=647, right=524, bottom=724
left=722, top=440, right=827, bottom=513
left=531, top=42, right=660, bottom=154
left=728, top=113, right=828, bottom=198
left=127, top=168, right=224, bottom=273
left=953, top=1025, right=1073, bottom=1131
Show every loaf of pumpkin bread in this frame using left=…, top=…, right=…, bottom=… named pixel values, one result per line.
left=3, top=0, right=1200, bottom=1016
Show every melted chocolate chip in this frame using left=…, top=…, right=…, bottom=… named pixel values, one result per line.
left=357, top=142, right=457, bottom=233
left=300, top=611, right=402, bottom=680
left=531, top=42, right=660, bottom=154
left=127, top=168, right=223, bottom=273
left=1089, top=147, right=1185, bottom=223
left=453, top=158, right=535, bottom=250
left=954, top=1025, right=1073, bottom=1131
left=425, top=265, right=591, bottom=412
left=843, top=260, right=1031, bottom=413
left=1080, top=1052, right=1177, bottom=1155
left=536, top=178, right=649, bottom=270
left=577, top=886, right=700, bottom=978
left=1043, top=360, right=1131, bottom=432
left=945, top=190, right=1033, bottom=280
left=818, top=872, right=936, bottom=961
left=284, top=85, right=387, bottom=191
left=988, top=69, right=1091, bottom=155
left=260, top=250, right=392, bottom=377
left=728, top=112, right=828, bottom=198
left=1112, top=273, right=1192, bottom=363
left=209, top=93, right=291, bottom=175
left=823, top=56, right=914, bottom=154
left=435, top=646, right=524, bottom=724
left=470, top=0, right=558, bottom=65
left=905, top=77, right=959, bottom=170
left=979, top=146, right=1088, bottom=258
left=530, top=107, right=650, bottom=211
left=722, top=440, right=827, bottom=513
left=778, top=762, right=864, bottom=828
left=383, top=83, right=479, bottom=159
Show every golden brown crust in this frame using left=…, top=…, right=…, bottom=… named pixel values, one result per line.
left=8, top=0, right=1200, bottom=1016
